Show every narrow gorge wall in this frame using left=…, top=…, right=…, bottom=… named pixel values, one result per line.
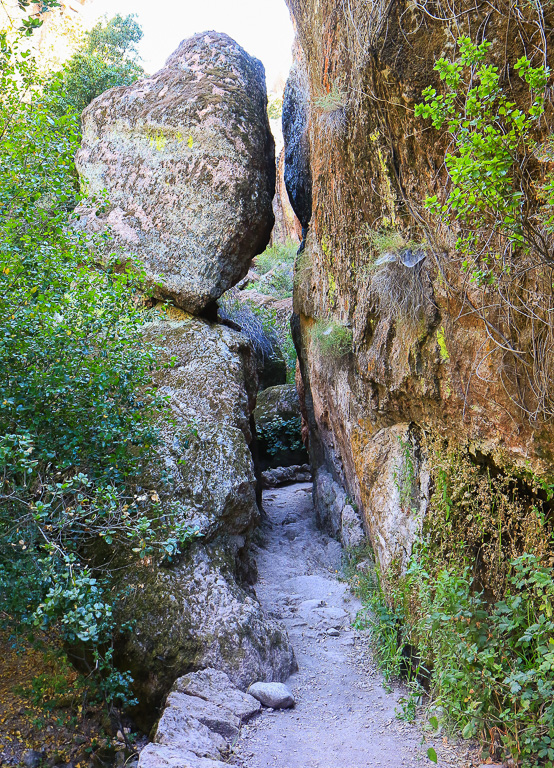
left=75, top=31, right=296, bottom=727
left=284, top=0, right=554, bottom=573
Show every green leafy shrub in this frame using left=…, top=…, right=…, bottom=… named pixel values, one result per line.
left=256, top=416, right=303, bottom=457
left=0, top=36, right=194, bottom=714
left=371, top=550, right=554, bottom=767
left=54, top=14, right=144, bottom=114
left=248, top=241, right=296, bottom=300
left=416, top=37, right=551, bottom=269
left=358, top=441, right=554, bottom=766
left=416, top=37, right=554, bottom=420
left=310, top=319, right=352, bottom=358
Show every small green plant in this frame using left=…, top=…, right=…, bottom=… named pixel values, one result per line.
left=248, top=264, right=294, bottom=299
left=254, top=241, right=297, bottom=276
left=363, top=227, right=419, bottom=258
left=256, top=416, right=303, bottom=457
left=360, top=440, right=554, bottom=766
left=310, top=319, right=352, bottom=358
left=313, top=81, right=348, bottom=135
left=313, top=81, right=348, bottom=112
left=267, top=94, right=283, bottom=120
left=362, top=227, right=430, bottom=329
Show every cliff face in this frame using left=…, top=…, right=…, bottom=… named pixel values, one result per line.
left=284, top=0, right=554, bottom=571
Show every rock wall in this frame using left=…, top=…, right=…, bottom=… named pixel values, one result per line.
left=75, top=32, right=297, bottom=728
left=284, top=0, right=554, bottom=570
left=115, top=314, right=296, bottom=726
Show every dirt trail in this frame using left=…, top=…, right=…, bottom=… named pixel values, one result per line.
left=231, top=483, right=475, bottom=768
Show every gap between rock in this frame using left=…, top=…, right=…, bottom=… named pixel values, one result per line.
left=229, top=483, right=472, bottom=768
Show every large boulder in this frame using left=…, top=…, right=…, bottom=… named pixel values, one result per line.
left=75, top=32, right=275, bottom=314
left=114, top=314, right=295, bottom=726
left=282, top=62, right=312, bottom=236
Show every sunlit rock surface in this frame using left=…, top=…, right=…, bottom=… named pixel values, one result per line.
left=76, top=31, right=275, bottom=314
left=284, top=0, right=554, bottom=579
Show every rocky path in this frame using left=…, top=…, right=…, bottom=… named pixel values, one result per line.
left=230, top=483, right=475, bottom=768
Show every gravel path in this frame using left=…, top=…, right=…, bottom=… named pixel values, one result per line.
left=230, top=483, right=477, bottom=768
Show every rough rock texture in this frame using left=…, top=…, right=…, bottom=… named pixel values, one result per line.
left=254, top=384, right=309, bottom=470
left=261, top=464, right=312, bottom=488
left=114, top=314, right=295, bottom=726
left=270, top=148, right=302, bottom=247
left=340, top=504, right=365, bottom=551
left=282, top=62, right=312, bottom=235
left=284, top=0, right=554, bottom=576
left=76, top=32, right=275, bottom=314
left=172, top=668, right=262, bottom=722
left=247, top=682, right=295, bottom=709
left=138, top=669, right=261, bottom=768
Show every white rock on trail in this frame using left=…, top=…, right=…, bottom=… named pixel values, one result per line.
left=247, top=682, right=295, bottom=709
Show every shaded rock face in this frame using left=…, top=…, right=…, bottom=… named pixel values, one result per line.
left=76, top=31, right=275, bottom=314
left=114, top=316, right=295, bottom=726
left=285, top=0, right=554, bottom=575
left=270, top=148, right=302, bottom=247
left=282, top=63, right=312, bottom=235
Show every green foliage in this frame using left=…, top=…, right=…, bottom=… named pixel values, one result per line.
left=221, top=242, right=298, bottom=383
left=256, top=416, right=303, bottom=457
left=416, top=37, right=554, bottom=420
left=379, top=550, right=554, bottom=767
left=363, top=227, right=418, bottom=259
left=248, top=241, right=297, bottom=299
left=313, top=81, right=348, bottom=135
left=313, top=81, right=348, bottom=112
left=2, top=0, right=61, bottom=35
left=267, top=94, right=283, bottom=120
left=427, top=443, right=551, bottom=598
left=55, top=14, right=144, bottom=114
left=0, top=38, right=194, bottom=714
left=255, top=242, right=296, bottom=274
left=0, top=44, right=153, bottom=481
left=310, top=319, right=352, bottom=359
left=361, top=227, right=430, bottom=329
left=415, top=36, right=552, bottom=283
left=358, top=441, right=554, bottom=766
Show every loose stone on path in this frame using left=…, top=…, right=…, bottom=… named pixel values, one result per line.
left=248, top=683, right=295, bottom=709
left=229, top=483, right=477, bottom=768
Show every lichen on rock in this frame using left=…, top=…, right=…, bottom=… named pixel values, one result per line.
left=76, top=31, right=276, bottom=314
left=113, top=316, right=295, bottom=726
left=284, top=0, right=554, bottom=586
